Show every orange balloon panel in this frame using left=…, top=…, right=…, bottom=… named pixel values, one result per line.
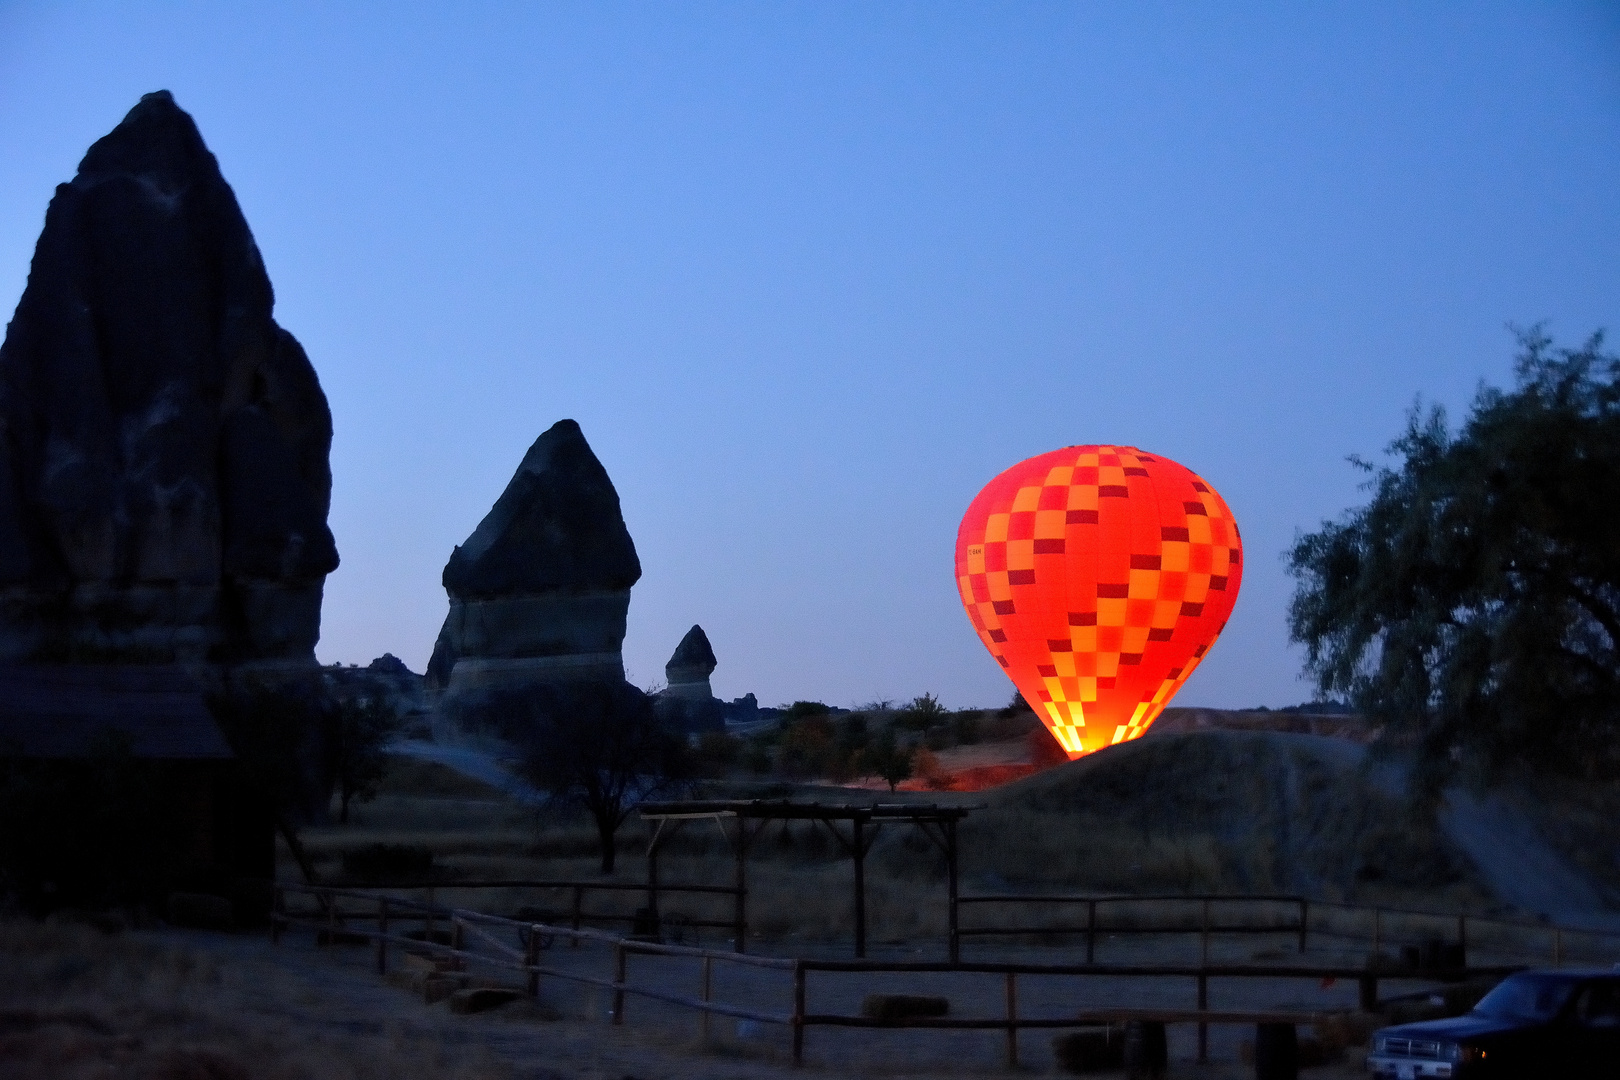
left=955, top=445, right=1242, bottom=758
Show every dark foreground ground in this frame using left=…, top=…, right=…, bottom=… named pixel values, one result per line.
left=0, top=916, right=1381, bottom=1079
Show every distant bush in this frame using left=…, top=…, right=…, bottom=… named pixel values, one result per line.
left=341, top=843, right=434, bottom=882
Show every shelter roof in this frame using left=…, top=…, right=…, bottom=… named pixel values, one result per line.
left=0, top=665, right=233, bottom=759
left=639, top=799, right=979, bottom=822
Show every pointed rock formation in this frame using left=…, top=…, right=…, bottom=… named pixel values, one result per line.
left=654, top=624, right=724, bottom=733
left=427, top=419, right=640, bottom=704
left=665, top=624, right=717, bottom=699
left=0, top=91, right=338, bottom=666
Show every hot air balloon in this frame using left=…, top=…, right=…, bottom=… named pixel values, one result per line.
left=955, top=445, right=1242, bottom=758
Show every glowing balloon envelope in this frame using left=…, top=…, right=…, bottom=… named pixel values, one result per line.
left=955, top=445, right=1242, bottom=758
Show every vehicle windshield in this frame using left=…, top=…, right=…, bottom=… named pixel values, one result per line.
left=1473, top=975, right=1577, bottom=1022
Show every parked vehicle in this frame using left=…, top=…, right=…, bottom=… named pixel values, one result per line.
left=1367, top=969, right=1620, bottom=1078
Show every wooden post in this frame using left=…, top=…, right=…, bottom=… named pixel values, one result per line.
left=1087, top=899, right=1097, bottom=964
left=646, top=835, right=661, bottom=933
left=852, top=817, right=867, bottom=960
left=1372, top=907, right=1381, bottom=961
left=376, top=897, right=390, bottom=975
left=1298, top=898, right=1309, bottom=953
left=1005, top=971, right=1019, bottom=1068
left=612, top=943, right=626, bottom=1024
left=1359, top=974, right=1378, bottom=1012
left=700, top=955, right=713, bottom=1044
left=792, top=961, right=806, bottom=1065
left=571, top=885, right=583, bottom=946
left=946, top=818, right=960, bottom=964
left=1201, top=898, right=1211, bottom=965
left=1197, top=972, right=1208, bottom=1063
left=525, top=925, right=541, bottom=999
left=734, top=823, right=749, bottom=954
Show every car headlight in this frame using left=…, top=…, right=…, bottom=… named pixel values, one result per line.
left=1442, top=1043, right=1484, bottom=1063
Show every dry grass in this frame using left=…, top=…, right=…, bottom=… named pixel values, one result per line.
left=291, top=735, right=1507, bottom=954
left=0, top=919, right=516, bottom=1080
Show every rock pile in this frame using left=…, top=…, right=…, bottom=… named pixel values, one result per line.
left=0, top=91, right=338, bottom=668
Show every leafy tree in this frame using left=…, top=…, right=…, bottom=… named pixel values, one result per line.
left=896, top=692, right=947, bottom=732
left=328, top=696, right=401, bottom=823
left=1288, top=329, right=1620, bottom=789
left=777, top=713, right=836, bottom=778
left=507, top=681, right=689, bottom=873
left=861, top=730, right=913, bottom=791
left=779, top=700, right=833, bottom=721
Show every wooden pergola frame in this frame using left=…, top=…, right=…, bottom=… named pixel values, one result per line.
left=638, top=799, right=978, bottom=960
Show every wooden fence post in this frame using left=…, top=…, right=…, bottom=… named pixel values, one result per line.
left=376, top=897, right=389, bottom=975
left=525, top=925, right=541, bottom=999
left=612, top=943, right=626, bottom=1024
left=1372, top=907, right=1381, bottom=961
left=571, top=885, right=583, bottom=946
left=1086, top=899, right=1097, bottom=964
left=1200, top=898, right=1211, bottom=965
left=1196, top=972, right=1208, bottom=1063
left=700, top=955, right=713, bottom=1044
left=792, top=961, right=806, bottom=1065
left=1005, top=971, right=1019, bottom=1068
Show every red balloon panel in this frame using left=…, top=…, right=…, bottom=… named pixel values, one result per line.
left=955, top=445, right=1242, bottom=758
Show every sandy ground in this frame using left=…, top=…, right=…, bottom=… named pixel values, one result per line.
left=235, top=914, right=1444, bottom=1079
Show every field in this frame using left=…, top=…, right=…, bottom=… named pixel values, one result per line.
left=8, top=726, right=1612, bottom=1079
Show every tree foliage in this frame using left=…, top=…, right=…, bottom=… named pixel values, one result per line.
left=505, top=681, right=689, bottom=873
left=328, top=696, right=401, bottom=823
left=1288, top=329, right=1620, bottom=788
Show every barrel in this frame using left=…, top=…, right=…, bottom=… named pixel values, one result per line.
left=1254, top=1022, right=1298, bottom=1080
left=1122, top=1019, right=1167, bottom=1079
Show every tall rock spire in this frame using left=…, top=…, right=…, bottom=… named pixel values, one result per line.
left=0, top=91, right=338, bottom=664
left=427, top=419, right=641, bottom=700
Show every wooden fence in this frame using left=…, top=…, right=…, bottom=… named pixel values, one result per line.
left=271, top=882, right=1525, bottom=1067
left=953, top=891, right=1620, bottom=969
left=307, top=878, right=743, bottom=945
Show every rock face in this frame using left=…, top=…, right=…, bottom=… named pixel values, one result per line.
left=0, top=91, right=338, bottom=666
left=427, top=419, right=640, bottom=704
left=664, top=624, right=716, bottom=699
left=654, top=624, right=723, bottom=733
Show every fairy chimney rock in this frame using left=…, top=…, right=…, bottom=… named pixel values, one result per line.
left=664, top=624, right=717, bottom=700
left=0, top=90, right=337, bottom=666
left=426, top=419, right=641, bottom=696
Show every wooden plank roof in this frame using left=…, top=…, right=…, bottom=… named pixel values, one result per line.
left=0, top=665, right=233, bottom=759
left=639, top=799, right=981, bottom=822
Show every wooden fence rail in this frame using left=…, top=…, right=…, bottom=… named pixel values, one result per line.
left=303, top=878, right=744, bottom=945
left=272, top=882, right=1526, bottom=1068
left=953, top=891, right=1620, bottom=969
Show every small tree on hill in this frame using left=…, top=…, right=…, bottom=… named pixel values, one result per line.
left=861, top=730, right=913, bottom=791
left=509, top=682, right=690, bottom=874
left=328, top=696, right=401, bottom=823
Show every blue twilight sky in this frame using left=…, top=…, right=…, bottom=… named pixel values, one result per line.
left=2, top=3, right=1617, bottom=709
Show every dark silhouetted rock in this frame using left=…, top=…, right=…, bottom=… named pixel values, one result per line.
left=0, top=91, right=337, bottom=666
left=665, top=624, right=716, bottom=694
left=723, top=692, right=760, bottom=725
left=653, top=624, right=723, bottom=733
left=323, top=653, right=430, bottom=737
left=428, top=420, right=640, bottom=719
